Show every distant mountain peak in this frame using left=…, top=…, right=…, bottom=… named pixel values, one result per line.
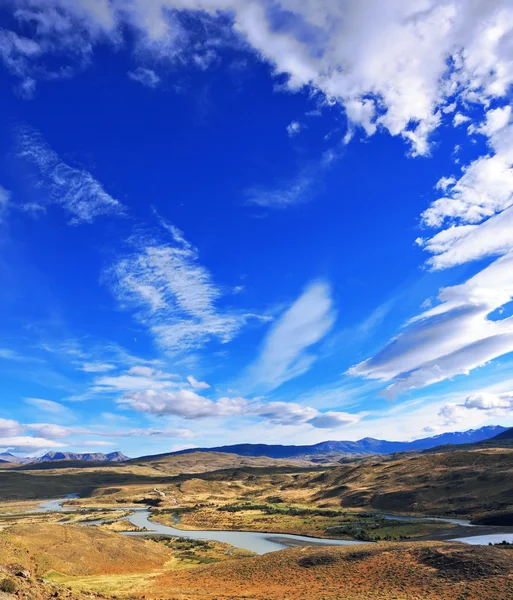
left=0, top=450, right=130, bottom=465
left=158, top=425, right=507, bottom=461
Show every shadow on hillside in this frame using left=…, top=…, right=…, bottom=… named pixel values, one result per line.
left=0, top=464, right=327, bottom=500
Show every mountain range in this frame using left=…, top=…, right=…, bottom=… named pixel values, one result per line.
left=164, top=425, right=508, bottom=460
left=0, top=451, right=129, bottom=465
left=1, top=426, right=508, bottom=465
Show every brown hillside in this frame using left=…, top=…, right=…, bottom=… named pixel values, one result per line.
left=306, top=448, right=513, bottom=516
left=0, top=524, right=170, bottom=576
left=148, top=542, right=513, bottom=599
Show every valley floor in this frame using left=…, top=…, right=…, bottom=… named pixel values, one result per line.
left=1, top=447, right=513, bottom=599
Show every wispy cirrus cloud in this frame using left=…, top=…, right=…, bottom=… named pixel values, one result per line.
left=246, top=149, right=338, bottom=209
left=25, top=398, right=70, bottom=415
left=16, top=125, right=125, bottom=224
left=106, top=225, right=262, bottom=353
left=244, top=281, right=335, bottom=391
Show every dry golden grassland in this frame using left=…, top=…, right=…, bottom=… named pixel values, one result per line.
left=0, top=448, right=513, bottom=599
left=146, top=541, right=513, bottom=600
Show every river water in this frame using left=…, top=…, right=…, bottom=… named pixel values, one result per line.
left=124, top=508, right=366, bottom=554
left=25, top=496, right=513, bottom=554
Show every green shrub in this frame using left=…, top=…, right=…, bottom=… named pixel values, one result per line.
left=0, top=578, right=17, bottom=593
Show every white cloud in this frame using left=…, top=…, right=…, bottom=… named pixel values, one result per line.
left=187, top=375, right=210, bottom=389
left=307, top=411, right=360, bottom=429
left=4, top=2, right=513, bottom=155
left=81, top=440, right=116, bottom=447
left=81, top=362, right=116, bottom=373
left=465, top=392, right=513, bottom=410
left=349, top=253, right=513, bottom=397
left=94, top=372, right=178, bottom=392
left=0, top=185, right=11, bottom=222
left=25, top=398, right=69, bottom=414
left=0, top=436, right=66, bottom=452
left=24, top=421, right=195, bottom=440
left=255, top=402, right=359, bottom=429
left=245, top=281, right=335, bottom=390
left=421, top=122, right=513, bottom=231
left=438, top=390, right=513, bottom=426
left=286, top=121, right=302, bottom=137
left=246, top=174, right=313, bottom=208
left=106, top=225, right=249, bottom=353
left=27, top=423, right=79, bottom=439
left=477, top=106, right=512, bottom=137
left=119, top=389, right=359, bottom=430
left=255, top=401, right=318, bottom=426
left=16, top=125, right=125, bottom=224
left=0, top=348, right=24, bottom=361
left=453, top=113, right=470, bottom=127
left=418, top=115, right=513, bottom=268
left=118, top=389, right=248, bottom=420
left=0, top=418, right=24, bottom=437
left=246, top=148, right=338, bottom=208
left=128, top=66, right=160, bottom=88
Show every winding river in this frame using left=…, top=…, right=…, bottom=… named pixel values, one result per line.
left=26, top=496, right=513, bottom=554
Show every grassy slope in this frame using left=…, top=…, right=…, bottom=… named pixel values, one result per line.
left=148, top=542, right=513, bottom=600
left=0, top=523, right=170, bottom=576
left=0, top=452, right=317, bottom=500
left=307, top=448, right=513, bottom=517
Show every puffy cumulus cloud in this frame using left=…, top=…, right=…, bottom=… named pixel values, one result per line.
left=106, top=225, right=260, bottom=353
left=0, top=436, right=66, bottom=453
left=464, top=392, right=513, bottom=410
left=420, top=117, right=513, bottom=234
left=245, top=281, right=335, bottom=390
left=0, top=418, right=24, bottom=437
left=187, top=375, right=210, bottom=390
left=349, top=253, right=513, bottom=397
left=3, top=2, right=513, bottom=154
left=15, top=125, right=125, bottom=224
left=119, top=390, right=360, bottom=429
left=118, top=389, right=248, bottom=419
left=417, top=105, right=513, bottom=271
left=438, top=391, right=513, bottom=426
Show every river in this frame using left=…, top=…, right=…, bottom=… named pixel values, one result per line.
left=24, top=496, right=513, bottom=554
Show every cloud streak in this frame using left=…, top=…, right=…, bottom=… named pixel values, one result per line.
left=245, top=281, right=335, bottom=390
left=106, top=225, right=254, bottom=353
left=16, top=125, right=125, bottom=224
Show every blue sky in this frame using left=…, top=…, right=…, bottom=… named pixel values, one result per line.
left=1, top=0, right=513, bottom=457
